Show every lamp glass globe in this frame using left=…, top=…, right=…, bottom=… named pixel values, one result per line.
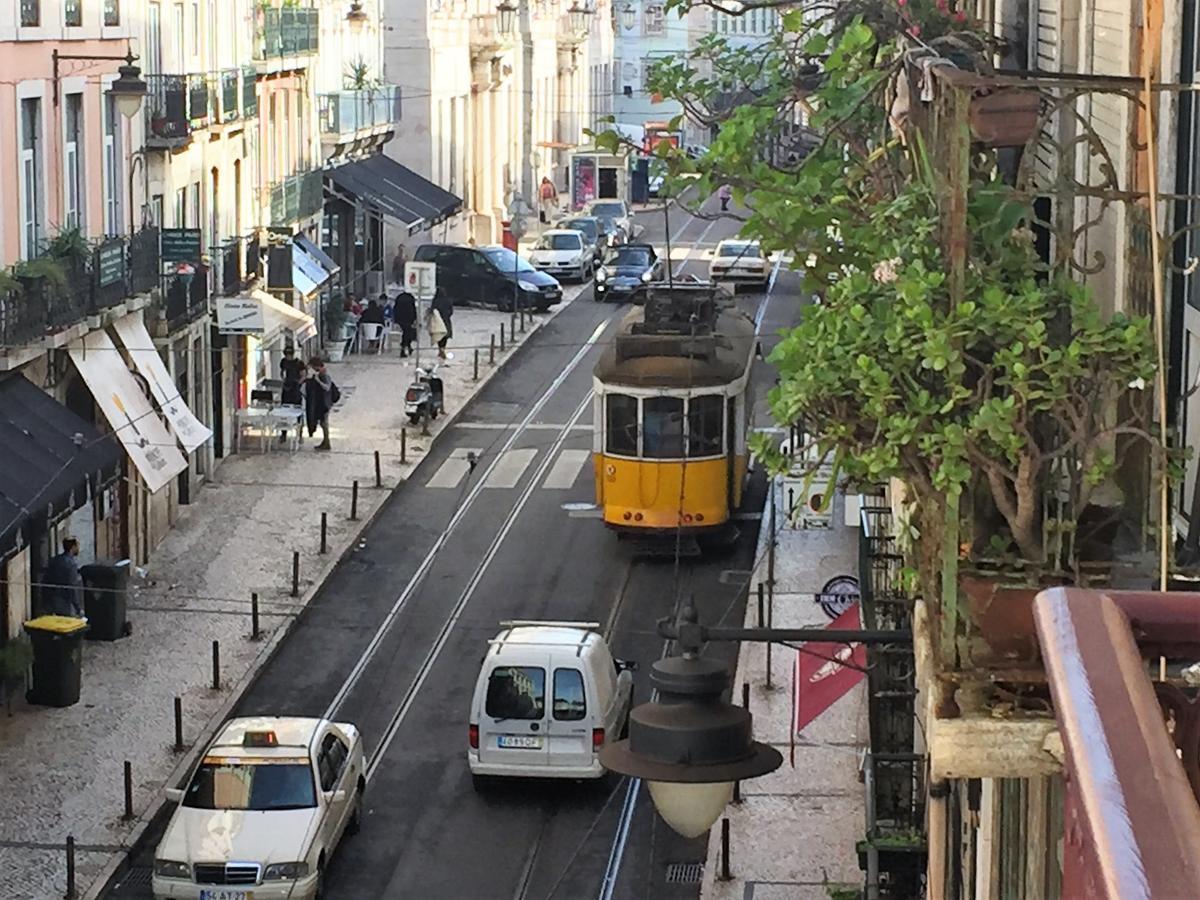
left=646, top=780, right=734, bottom=839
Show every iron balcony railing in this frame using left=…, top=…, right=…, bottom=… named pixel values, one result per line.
left=145, top=74, right=190, bottom=144
left=242, top=65, right=258, bottom=117
left=318, top=86, right=402, bottom=138
left=256, top=7, right=319, bottom=61
left=188, top=73, right=211, bottom=127
left=220, top=69, right=239, bottom=123
left=269, top=171, right=324, bottom=227
left=164, top=264, right=209, bottom=330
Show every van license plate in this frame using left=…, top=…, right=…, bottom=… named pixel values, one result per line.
left=200, top=891, right=251, bottom=900
left=498, top=735, right=543, bottom=749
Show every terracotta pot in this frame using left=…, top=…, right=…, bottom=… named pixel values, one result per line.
left=968, top=88, right=1041, bottom=149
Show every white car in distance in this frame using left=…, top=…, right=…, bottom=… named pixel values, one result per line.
left=708, top=239, right=770, bottom=290
left=529, top=229, right=594, bottom=282
left=152, top=716, right=365, bottom=900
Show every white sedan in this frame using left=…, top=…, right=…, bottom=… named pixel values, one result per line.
left=528, top=229, right=593, bottom=282
left=152, top=717, right=366, bottom=900
left=708, top=239, right=770, bottom=290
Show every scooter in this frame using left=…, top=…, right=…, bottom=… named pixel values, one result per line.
left=405, top=364, right=444, bottom=426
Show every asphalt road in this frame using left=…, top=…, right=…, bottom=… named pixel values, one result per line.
left=106, top=192, right=806, bottom=900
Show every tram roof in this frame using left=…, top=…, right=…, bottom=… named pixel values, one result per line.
left=593, top=303, right=757, bottom=388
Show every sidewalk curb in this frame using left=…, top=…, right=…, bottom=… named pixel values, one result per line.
left=85, top=296, right=576, bottom=899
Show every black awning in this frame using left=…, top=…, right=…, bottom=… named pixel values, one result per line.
left=0, top=374, right=122, bottom=557
left=326, top=155, right=463, bottom=229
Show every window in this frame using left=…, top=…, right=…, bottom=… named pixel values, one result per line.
left=147, top=3, right=162, bottom=74
left=173, top=3, right=185, bottom=69
left=21, top=0, right=39, bottom=26
left=643, top=396, right=685, bottom=459
left=103, top=95, right=123, bottom=235
left=64, top=94, right=84, bottom=232
left=606, top=394, right=639, bottom=456
left=485, top=666, right=545, bottom=720
left=449, top=96, right=458, bottom=194
left=318, top=733, right=349, bottom=791
left=537, top=233, right=582, bottom=251
left=644, top=3, right=665, bottom=35
left=20, top=98, right=44, bottom=259
left=192, top=1, right=200, bottom=55
left=189, top=181, right=201, bottom=229
left=688, top=395, right=725, bottom=457
left=65, top=0, right=81, bottom=26
left=104, top=0, right=120, bottom=26
left=183, top=761, right=316, bottom=810
left=553, top=669, right=587, bottom=721
left=174, top=187, right=187, bottom=227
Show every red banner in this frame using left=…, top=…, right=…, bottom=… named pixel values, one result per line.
left=792, top=603, right=867, bottom=734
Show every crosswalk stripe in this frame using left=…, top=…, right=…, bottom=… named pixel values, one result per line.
left=542, top=449, right=592, bottom=490
left=484, top=448, right=538, bottom=488
left=426, top=448, right=483, bottom=489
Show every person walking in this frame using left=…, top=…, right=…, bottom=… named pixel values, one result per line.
left=394, top=289, right=418, bottom=357
left=304, top=357, right=340, bottom=450
left=429, top=287, right=454, bottom=360
left=390, top=243, right=407, bottom=287
left=44, top=537, right=84, bottom=618
left=718, top=183, right=732, bottom=212
left=539, top=176, right=558, bottom=224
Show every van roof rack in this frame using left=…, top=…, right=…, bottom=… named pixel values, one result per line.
left=497, top=620, right=600, bottom=630
left=491, top=621, right=602, bottom=657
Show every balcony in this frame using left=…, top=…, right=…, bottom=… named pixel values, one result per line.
left=255, top=7, right=319, bottom=70
left=269, top=171, right=324, bottom=227
left=470, top=14, right=513, bottom=59
left=163, top=267, right=209, bottom=331
left=242, top=65, right=258, bottom=118
left=318, top=86, right=401, bottom=157
left=145, top=74, right=191, bottom=147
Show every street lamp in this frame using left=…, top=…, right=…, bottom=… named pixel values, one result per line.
left=620, top=2, right=636, bottom=30
left=497, top=0, right=517, bottom=34
left=568, top=2, right=587, bottom=33
left=52, top=49, right=146, bottom=112
left=601, top=604, right=911, bottom=838
left=346, top=2, right=368, bottom=29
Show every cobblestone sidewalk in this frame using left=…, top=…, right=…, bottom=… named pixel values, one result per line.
left=0, top=289, right=582, bottom=900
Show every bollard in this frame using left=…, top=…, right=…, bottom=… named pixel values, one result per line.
left=742, top=681, right=750, bottom=710
left=788, top=487, right=795, bottom=516
left=291, top=551, right=300, bottom=597
left=489, top=333, right=496, bottom=365
left=401, top=427, right=407, bottom=465
left=473, top=347, right=479, bottom=382
left=510, top=311, right=517, bottom=339
left=251, top=592, right=260, bottom=639
left=766, top=580, right=774, bottom=689
left=757, top=582, right=765, bottom=628
left=375, top=450, right=382, bottom=488
left=320, top=513, right=328, bottom=554
left=174, top=696, right=184, bottom=752
left=350, top=480, right=359, bottom=521
left=123, top=760, right=134, bottom=820
left=500, top=323, right=506, bottom=351
left=65, top=835, right=76, bottom=899
left=519, top=307, right=526, bottom=334
left=212, top=640, right=220, bottom=690
left=720, top=818, right=732, bottom=880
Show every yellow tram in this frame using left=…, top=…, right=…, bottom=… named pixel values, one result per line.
left=592, top=283, right=757, bottom=545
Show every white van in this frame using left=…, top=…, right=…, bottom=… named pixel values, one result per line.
left=467, top=621, right=635, bottom=786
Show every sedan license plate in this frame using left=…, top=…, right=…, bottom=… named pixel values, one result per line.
left=498, top=735, right=544, bottom=749
left=200, top=891, right=251, bottom=900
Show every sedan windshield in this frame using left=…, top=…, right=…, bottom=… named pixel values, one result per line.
left=183, top=761, right=316, bottom=811
left=483, top=247, right=536, bottom=273
left=536, top=234, right=582, bottom=251
left=590, top=202, right=625, bottom=218
left=562, top=220, right=598, bottom=241
left=718, top=243, right=761, bottom=259
left=607, top=247, right=652, bottom=268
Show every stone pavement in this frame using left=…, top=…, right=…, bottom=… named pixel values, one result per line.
left=0, top=286, right=585, bottom=900
left=701, top=483, right=868, bottom=900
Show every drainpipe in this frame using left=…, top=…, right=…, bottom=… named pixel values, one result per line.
left=928, top=779, right=951, bottom=900
left=520, top=0, right=534, bottom=203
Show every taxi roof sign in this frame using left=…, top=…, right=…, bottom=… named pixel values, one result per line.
left=243, top=730, right=278, bottom=748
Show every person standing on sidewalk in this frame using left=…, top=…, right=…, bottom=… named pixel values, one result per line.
left=719, top=183, right=732, bottom=211
left=304, top=357, right=339, bottom=450
left=394, top=289, right=418, bottom=357
left=44, top=538, right=84, bottom=618
left=539, top=176, right=558, bottom=224
left=430, top=288, right=454, bottom=360
left=390, top=243, right=407, bottom=287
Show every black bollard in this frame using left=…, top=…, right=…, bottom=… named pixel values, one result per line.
left=251, top=592, right=260, bottom=639
left=401, top=427, right=407, bottom=464
left=211, top=640, right=220, bottom=690
left=65, top=835, right=76, bottom=899
left=350, top=480, right=359, bottom=520
left=720, top=818, right=732, bottom=880
left=375, top=450, right=382, bottom=488
left=320, top=514, right=328, bottom=554
left=291, top=551, right=300, bottom=597
left=473, top=347, right=479, bottom=382
left=173, top=696, right=183, bottom=752
left=489, top=333, right=496, bottom=365
left=123, top=760, right=133, bottom=820
left=500, top=323, right=506, bottom=351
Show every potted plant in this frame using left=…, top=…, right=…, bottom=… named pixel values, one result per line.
left=323, top=295, right=349, bottom=360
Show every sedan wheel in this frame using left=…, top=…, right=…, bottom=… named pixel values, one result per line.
left=347, top=789, right=363, bottom=835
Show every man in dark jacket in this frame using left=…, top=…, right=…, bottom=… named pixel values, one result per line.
left=304, top=357, right=338, bottom=450
left=394, top=290, right=418, bottom=357
left=432, top=288, right=454, bottom=360
left=44, top=538, right=84, bottom=617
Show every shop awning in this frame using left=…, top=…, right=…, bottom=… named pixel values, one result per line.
left=327, top=154, right=463, bottom=230
left=292, top=240, right=333, bottom=298
left=252, top=289, right=318, bottom=343
left=111, top=312, right=212, bottom=455
left=294, top=234, right=340, bottom=276
left=0, top=374, right=123, bottom=557
left=68, top=329, right=188, bottom=494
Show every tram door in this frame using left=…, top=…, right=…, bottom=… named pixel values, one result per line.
left=727, top=396, right=738, bottom=513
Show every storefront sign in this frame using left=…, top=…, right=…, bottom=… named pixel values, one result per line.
left=97, top=240, right=127, bottom=288
left=215, top=296, right=266, bottom=335
left=160, top=228, right=203, bottom=263
left=405, top=261, right=437, bottom=301
left=572, top=156, right=597, bottom=209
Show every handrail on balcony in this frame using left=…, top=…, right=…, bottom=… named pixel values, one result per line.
left=145, top=73, right=191, bottom=144
left=242, top=65, right=258, bottom=117
left=256, top=6, right=319, bottom=61
left=318, top=85, right=402, bottom=136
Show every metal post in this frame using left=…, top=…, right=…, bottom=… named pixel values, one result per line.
left=757, top=582, right=765, bottom=628
left=473, top=347, right=479, bottom=381
left=291, top=551, right=300, bottom=597
left=490, top=333, right=496, bottom=364
left=720, top=818, right=731, bottom=880
left=510, top=310, right=517, bottom=339
left=663, top=198, right=674, bottom=288
left=174, top=696, right=184, bottom=751
left=500, top=323, right=506, bottom=351
left=211, top=640, right=220, bottom=690
left=401, top=427, right=407, bottom=464
left=350, top=481, right=359, bottom=521
left=65, top=835, right=76, bottom=899
left=320, top=513, right=328, bottom=554
left=734, top=682, right=751, bottom=804
left=123, top=760, right=134, bottom=820
left=251, top=592, right=260, bottom=639
left=374, top=450, right=382, bottom=488
left=766, top=581, right=774, bottom=690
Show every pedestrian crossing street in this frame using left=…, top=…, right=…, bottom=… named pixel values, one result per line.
left=424, top=446, right=593, bottom=491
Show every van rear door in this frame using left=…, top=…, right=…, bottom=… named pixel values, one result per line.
left=546, top=666, right=595, bottom=769
left=477, top=662, right=550, bottom=767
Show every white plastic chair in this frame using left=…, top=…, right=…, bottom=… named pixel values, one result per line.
left=359, top=322, right=386, bottom=354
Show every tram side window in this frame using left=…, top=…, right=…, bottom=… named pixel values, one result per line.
left=643, top=396, right=685, bottom=459
left=688, top=395, right=724, bottom=457
left=606, top=394, right=639, bottom=456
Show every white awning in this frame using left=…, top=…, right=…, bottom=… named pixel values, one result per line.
left=251, top=289, right=318, bottom=343
left=68, top=330, right=188, bottom=494
left=292, top=241, right=332, bottom=298
left=111, top=312, right=212, bottom=455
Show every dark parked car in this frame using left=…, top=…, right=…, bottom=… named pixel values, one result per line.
left=413, top=243, right=562, bottom=312
left=594, top=243, right=663, bottom=304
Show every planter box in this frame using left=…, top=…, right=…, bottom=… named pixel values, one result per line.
left=969, top=88, right=1041, bottom=148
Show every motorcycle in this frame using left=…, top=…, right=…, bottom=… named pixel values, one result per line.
left=405, top=364, right=444, bottom=426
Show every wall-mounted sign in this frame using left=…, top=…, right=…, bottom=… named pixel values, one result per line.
left=215, top=296, right=265, bottom=335
left=405, top=261, right=437, bottom=301
left=97, top=240, right=126, bottom=288
left=160, top=228, right=202, bottom=263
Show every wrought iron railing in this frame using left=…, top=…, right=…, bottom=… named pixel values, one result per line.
left=164, top=267, right=209, bottom=330
left=269, top=171, right=324, bottom=227
left=221, top=239, right=243, bottom=295
left=187, top=73, right=211, bottom=127
left=145, top=74, right=190, bottom=144
left=130, top=227, right=160, bottom=296
left=242, top=66, right=258, bottom=117
left=256, top=7, right=319, bottom=60
left=220, top=69, right=240, bottom=122
left=318, top=86, right=402, bottom=137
